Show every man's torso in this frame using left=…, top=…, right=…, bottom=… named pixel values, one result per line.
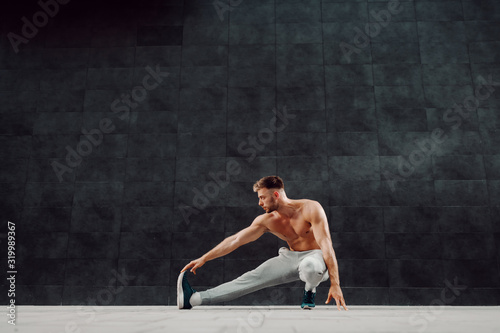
left=261, top=199, right=321, bottom=252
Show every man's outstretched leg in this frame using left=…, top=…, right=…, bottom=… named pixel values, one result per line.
left=298, top=251, right=329, bottom=309
left=178, top=247, right=300, bottom=309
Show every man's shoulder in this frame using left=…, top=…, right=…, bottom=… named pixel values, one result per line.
left=252, top=212, right=279, bottom=225
left=296, top=198, right=322, bottom=209
left=256, top=211, right=280, bottom=221
left=297, top=199, right=325, bottom=218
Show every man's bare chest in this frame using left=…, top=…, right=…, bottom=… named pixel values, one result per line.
left=268, top=217, right=313, bottom=241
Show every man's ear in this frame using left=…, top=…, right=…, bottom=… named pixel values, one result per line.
left=273, top=191, right=280, bottom=198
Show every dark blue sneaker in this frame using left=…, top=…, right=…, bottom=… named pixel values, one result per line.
left=177, top=271, right=196, bottom=309
left=301, top=290, right=316, bottom=310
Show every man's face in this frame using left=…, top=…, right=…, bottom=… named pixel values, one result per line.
left=257, top=188, right=279, bottom=213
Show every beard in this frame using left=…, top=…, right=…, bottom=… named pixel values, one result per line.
left=264, top=203, right=278, bottom=213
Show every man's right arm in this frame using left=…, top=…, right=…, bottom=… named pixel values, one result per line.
left=181, top=216, right=268, bottom=274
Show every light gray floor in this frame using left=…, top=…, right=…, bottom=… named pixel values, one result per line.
left=4, top=306, right=500, bottom=333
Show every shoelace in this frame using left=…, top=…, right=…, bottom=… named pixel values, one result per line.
left=304, top=290, right=315, bottom=304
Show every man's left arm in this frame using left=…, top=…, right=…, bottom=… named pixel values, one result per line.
left=307, top=201, right=349, bottom=311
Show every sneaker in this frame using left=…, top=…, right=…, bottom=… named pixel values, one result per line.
left=177, top=271, right=197, bottom=309
left=301, top=290, right=316, bottom=310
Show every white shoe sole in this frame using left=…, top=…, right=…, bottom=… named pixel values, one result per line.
left=177, top=271, right=185, bottom=309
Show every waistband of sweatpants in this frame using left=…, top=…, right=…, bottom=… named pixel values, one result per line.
left=278, top=247, right=322, bottom=255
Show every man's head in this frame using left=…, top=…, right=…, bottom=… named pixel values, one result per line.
left=253, top=176, right=285, bottom=213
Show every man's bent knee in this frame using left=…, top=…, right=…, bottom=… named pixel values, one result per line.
left=298, top=257, right=326, bottom=283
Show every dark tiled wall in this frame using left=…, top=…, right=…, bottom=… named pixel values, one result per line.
left=0, top=0, right=499, bottom=306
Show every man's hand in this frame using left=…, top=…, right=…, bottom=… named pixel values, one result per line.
left=325, top=284, right=349, bottom=311
left=181, top=257, right=206, bottom=275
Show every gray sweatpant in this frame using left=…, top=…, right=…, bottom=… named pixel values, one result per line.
left=199, top=247, right=330, bottom=305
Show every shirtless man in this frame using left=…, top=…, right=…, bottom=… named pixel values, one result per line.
left=177, top=176, right=348, bottom=311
